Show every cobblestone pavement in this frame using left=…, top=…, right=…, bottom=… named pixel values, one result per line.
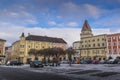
left=1, top=64, right=120, bottom=80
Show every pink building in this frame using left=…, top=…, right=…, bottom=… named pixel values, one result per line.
left=107, top=33, right=120, bottom=59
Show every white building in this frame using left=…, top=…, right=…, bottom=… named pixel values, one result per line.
left=73, top=41, right=82, bottom=60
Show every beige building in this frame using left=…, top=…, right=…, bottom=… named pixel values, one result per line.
left=80, top=20, right=107, bottom=60
left=0, top=39, right=6, bottom=63
left=12, top=33, right=67, bottom=63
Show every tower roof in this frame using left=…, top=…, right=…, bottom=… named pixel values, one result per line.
left=81, top=20, right=92, bottom=31
left=21, top=32, right=25, bottom=37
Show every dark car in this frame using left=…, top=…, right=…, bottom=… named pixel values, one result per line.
left=30, top=60, right=44, bottom=68
left=6, top=61, right=23, bottom=66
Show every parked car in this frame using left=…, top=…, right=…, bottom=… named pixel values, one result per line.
left=99, top=60, right=106, bottom=64
left=118, top=61, right=120, bottom=64
left=107, top=59, right=115, bottom=64
left=60, top=60, right=69, bottom=64
left=80, top=60, right=86, bottom=64
left=30, top=60, right=44, bottom=68
left=6, top=61, right=23, bottom=66
left=92, top=60, right=99, bottom=64
left=0, top=61, right=2, bottom=65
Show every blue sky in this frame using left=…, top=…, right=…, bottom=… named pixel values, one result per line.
left=0, top=0, right=120, bottom=46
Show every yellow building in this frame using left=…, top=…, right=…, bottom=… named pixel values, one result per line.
left=80, top=20, right=107, bottom=60
left=0, top=38, right=6, bottom=63
left=12, top=33, right=67, bottom=63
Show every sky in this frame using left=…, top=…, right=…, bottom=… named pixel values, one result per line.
left=0, top=0, right=120, bottom=46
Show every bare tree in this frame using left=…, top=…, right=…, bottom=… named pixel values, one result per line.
left=66, top=47, right=76, bottom=66
left=28, top=49, right=39, bottom=60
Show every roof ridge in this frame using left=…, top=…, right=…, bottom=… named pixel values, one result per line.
left=26, top=35, right=67, bottom=44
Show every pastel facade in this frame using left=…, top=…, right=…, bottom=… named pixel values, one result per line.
left=12, top=33, right=67, bottom=63
left=107, top=33, right=120, bottom=59
left=5, top=46, right=12, bottom=61
left=80, top=20, right=107, bottom=60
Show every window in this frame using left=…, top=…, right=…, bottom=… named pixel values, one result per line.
left=113, top=42, right=117, bottom=46
left=104, top=39, right=106, bottom=41
left=98, top=43, right=100, bottom=47
left=93, top=44, right=95, bottom=47
left=20, top=52, right=24, bottom=54
left=97, top=39, right=99, bottom=41
left=92, top=39, right=95, bottom=42
left=102, top=38, right=104, bottom=41
left=82, top=45, right=84, bottom=47
left=114, top=49, right=117, bottom=53
left=109, top=50, right=111, bottom=54
left=119, top=36, right=120, bottom=39
left=113, top=37, right=116, bottom=39
left=108, top=43, right=111, bottom=46
left=102, top=43, right=105, bottom=46
left=36, top=46, right=38, bottom=48
left=20, top=45, right=24, bottom=48
left=28, top=45, right=30, bottom=48
left=89, top=44, right=91, bottom=47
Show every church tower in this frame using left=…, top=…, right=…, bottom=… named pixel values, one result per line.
left=20, top=32, right=25, bottom=41
left=80, top=20, right=93, bottom=39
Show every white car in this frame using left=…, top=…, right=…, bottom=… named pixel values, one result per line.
left=99, top=60, right=105, bottom=64
left=118, top=61, right=120, bottom=64
left=107, top=59, right=115, bottom=64
left=60, top=60, right=69, bottom=64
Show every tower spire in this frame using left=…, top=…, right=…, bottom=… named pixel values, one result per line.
left=21, top=32, right=25, bottom=37
left=80, top=20, right=93, bottom=39
left=81, top=20, right=92, bottom=31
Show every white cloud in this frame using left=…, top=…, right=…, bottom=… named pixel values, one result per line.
left=0, top=21, right=112, bottom=47
left=0, top=9, right=38, bottom=25
left=84, top=4, right=99, bottom=19
left=67, top=22, right=78, bottom=27
left=59, top=2, right=101, bottom=19
left=48, top=21, right=57, bottom=26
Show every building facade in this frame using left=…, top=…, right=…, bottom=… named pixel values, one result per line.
left=5, top=46, right=12, bottom=62
left=80, top=20, right=107, bottom=60
left=0, top=39, right=6, bottom=63
left=12, top=33, right=67, bottom=63
left=73, top=41, right=81, bottom=59
left=107, top=33, right=120, bottom=59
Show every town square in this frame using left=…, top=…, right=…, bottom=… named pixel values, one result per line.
left=0, top=0, right=120, bottom=80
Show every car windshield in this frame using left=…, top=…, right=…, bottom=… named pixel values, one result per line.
left=34, top=61, right=41, bottom=64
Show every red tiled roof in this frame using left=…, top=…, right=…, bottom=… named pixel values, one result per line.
left=25, top=35, right=67, bottom=44
left=107, top=33, right=120, bottom=36
left=0, top=39, right=6, bottom=41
